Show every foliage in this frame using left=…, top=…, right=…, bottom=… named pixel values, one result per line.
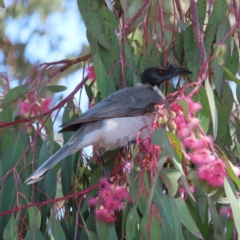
left=0, top=0, right=240, bottom=239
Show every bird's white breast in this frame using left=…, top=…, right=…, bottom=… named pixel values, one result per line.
left=97, top=114, right=154, bottom=150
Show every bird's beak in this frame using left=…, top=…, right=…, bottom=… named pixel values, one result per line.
left=165, top=64, right=192, bottom=78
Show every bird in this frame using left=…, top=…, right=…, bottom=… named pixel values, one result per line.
left=25, top=64, right=192, bottom=184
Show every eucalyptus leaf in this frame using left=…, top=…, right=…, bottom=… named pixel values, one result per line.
left=45, top=85, right=67, bottom=93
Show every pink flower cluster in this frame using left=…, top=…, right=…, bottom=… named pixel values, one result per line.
left=170, top=96, right=226, bottom=187
left=18, top=97, right=52, bottom=117
left=87, top=178, right=128, bottom=223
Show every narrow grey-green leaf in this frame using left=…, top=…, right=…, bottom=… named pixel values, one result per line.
left=205, top=78, right=218, bottom=138
left=224, top=176, right=240, bottom=235
left=24, top=228, right=45, bottom=240
left=175, top=197, right=203, bottom=239
left=207, top=198, right=225, bottom=239
left=2, top=136, right=25, bottom=173
left=28, top=206, right=41, bottom=229
left=51, top=217, right=66, bottom=240
left=214, top=80, right=233, bottom=150
left=77, top=0, right=108, bottom=48
left=3, top=216, right=17, bottom=240
left=3, top=85, right=28, bottom=105
left=161, top=168, right=181, bottom=196
left=214, top=17, right=230, bottom=97
left=45, top=85, right=67, bottom=93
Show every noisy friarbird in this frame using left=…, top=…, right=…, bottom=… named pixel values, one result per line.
left=25, top=64, right=192, bottom=184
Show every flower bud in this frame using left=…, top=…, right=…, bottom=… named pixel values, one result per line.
left=75, top=107, right=82, bottom=116
left=69, top=109, right=74, bottom=119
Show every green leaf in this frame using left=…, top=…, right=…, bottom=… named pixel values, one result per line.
left=2, top=136, right=25, bottom=173
left=139, top=210, right=149, bottom=240
left=96, top=220, right=118, bottom=240
left=223, top=40, right=239, bottom=79
left=175, top=197, right=203, bottom=239
left=140, top=40, right=162, bottom=71
left=214, top=17, right=231, bottom=97
left=184, top=25, right=200, bottom=82
left=204, top=0, right=227, bottom=59
left=3, top=216, right=17, bottom=240
left=167, top=131, right=183, bottom=161
left=98, top=22, right=121, bottom=87
left=161, top=168, right=181, bottom=196
left=224, top=176, right=240, bottom=235
left=216, top=44, right=227, bottom=65
left=150, top=214, right=161, bottom=240
left=223, top=67, right=240, bottom=85
left=225, top=219, right=234, bottom=240
left=45, top=85, right=67, bottom=93
left=77, top=0, right=109, bottom=49
left=126, top=205, right=138, bottom=239
left=153, top=178, right=184, bottom=240
left=197, top=0, right=206, bottom=30
left=93, top=52, right=108, bottom=99
left=174, top=33, right=184, bottom=64
left=151, top=128, right=194, bottom=200
left=195, top=188, right=207, bottom=223
left=0, top=177, right=16, bottom=237
left=207, top=198, right=225, bottom=239
left=51, top=217, right=66, bottom=240
left=177, top=99, right=189, bottom=118
left=205, top=78, right=218, bottom=138
left=214, top=81, right=233, bottom=151
left=3, top=85, right=28, bottom=105
left=194, top=86, right=210, bottom=133
left=28, top=206, right=41, bottom=229
left=37, top=141, right=57, bottom=198
left=24, top=228, right=45, bottom=240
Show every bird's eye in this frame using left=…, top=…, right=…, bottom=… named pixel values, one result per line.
left=158, top=69, right=165, bottom=76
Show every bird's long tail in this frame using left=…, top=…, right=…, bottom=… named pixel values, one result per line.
left=24, top=142, right=79, bottom=184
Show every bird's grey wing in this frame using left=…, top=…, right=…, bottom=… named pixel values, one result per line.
left=60, top=86, right=162, bottom=132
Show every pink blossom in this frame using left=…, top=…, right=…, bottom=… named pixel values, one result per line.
left=87, top=66, right=96, bottom=81
left=220, top=206, right=233, bottom=218
left=18, top=101, right=31, bottom=117
left=183, top=135, right=200, bottom=149
left=210, top=159, right=225, bottom=173
left=198, top=135, right=214, bottom=148
left=180, top=96, right=202, bottom=114
left=98, top=177, right=111, bottom=190
left=177, top=127, right=190, bottom=139
left=198, top=165, right=212, bottom=181
left=186, top=117, right=200, bottom=130
left=170, top=102, right=183, bottom=113
left=104, top=198, right=120, bottom=211
left=95, top=209, right=115, bottom=223
left=174, top=115, right=187, bottom=129
left=87, top=197, right=98, bottom=207
left=189, top=148, right=215, bottom=165
left=123, top=162, right=133, bottom=173
left=42, top=97, right=52, bottom=112
left=208, top=172, right=225, bottom=187
left=32, top=103, right=41, bottom=116
left=114, top=186, right=128, bottom=200
left=98, top=189, right=113, bottom=203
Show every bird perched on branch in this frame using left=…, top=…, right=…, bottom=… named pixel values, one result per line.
left=25, top=64, right=191, bottom=184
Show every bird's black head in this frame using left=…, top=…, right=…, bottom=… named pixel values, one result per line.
left=141, top=64, right=192, bottom=86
